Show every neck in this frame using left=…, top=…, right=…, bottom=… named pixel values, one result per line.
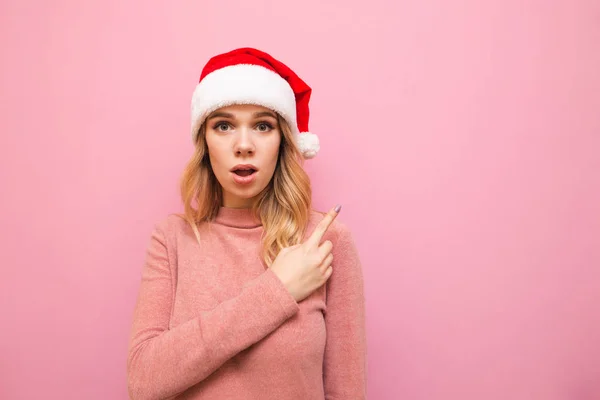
left=213, top=205, right=262, bottom=228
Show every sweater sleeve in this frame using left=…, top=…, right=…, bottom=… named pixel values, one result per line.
left=127, top=223, right=300, bottom=400
left=323, top=222, right=367, bottom=400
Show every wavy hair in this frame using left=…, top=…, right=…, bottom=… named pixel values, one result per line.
left=177, top=113, right=312, bottom=267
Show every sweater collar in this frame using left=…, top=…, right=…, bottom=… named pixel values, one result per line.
left=213, top=206, right=262, bottom=229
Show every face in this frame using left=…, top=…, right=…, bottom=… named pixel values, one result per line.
left=205, top=104, right=282, bottom=208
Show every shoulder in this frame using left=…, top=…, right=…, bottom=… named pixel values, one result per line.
left=149, top=213, right=193, bottom=241
left=309, top=209, right=363, bottom=270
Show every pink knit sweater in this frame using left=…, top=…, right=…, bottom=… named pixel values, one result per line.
left=127, top=206, right=367, bottom=399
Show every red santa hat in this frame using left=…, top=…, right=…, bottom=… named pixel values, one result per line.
left=190, top=47, right=320, bottom=159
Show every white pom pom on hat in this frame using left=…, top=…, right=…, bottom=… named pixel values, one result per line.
left=190, top=47, right=320, bottom=159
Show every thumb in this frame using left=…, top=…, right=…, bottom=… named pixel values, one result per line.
left=286, top=243, right=302, bottom=251
left=281, top=244, right=300, bottom=254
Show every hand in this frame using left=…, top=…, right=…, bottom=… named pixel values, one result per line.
left=270, top=204, right=341, bottom=302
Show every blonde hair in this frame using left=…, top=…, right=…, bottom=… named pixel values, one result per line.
left=177, top=114, right=312, bottom=267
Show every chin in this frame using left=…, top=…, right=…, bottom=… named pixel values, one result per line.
left=227, top=184, right=265, bottom=199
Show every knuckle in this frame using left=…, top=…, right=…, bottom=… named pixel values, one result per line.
left=311, top=254, right=322, bottom=266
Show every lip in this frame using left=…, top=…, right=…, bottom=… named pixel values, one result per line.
left=230, top=164, right=259, bottom=172
left=231, top=170, right=257, bottom=185
left=230, top=164, right=258, bottom=185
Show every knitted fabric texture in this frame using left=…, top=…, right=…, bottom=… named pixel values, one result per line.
left=127, top=207, right=367, bottom=399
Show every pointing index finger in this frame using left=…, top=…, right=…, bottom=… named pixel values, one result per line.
left=306, top=204, right=341, bottom=248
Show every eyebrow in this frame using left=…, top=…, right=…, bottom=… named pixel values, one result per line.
left=252, top=111, right=278, bottom=119
left=206, top=110, right=278, bottom=121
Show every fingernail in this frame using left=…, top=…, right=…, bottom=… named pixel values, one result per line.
left=334, top=204, right=342, bottom=213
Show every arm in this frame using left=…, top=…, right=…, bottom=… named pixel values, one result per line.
left=127, top=223, right=299, bottom=400
left=323, top=223, right=367, bottom=399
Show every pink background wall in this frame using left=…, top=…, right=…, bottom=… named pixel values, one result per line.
left=1, top=0, right=599, bottom=399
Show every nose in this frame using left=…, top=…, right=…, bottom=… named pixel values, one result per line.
left=234, top=127, right=255, bottom=156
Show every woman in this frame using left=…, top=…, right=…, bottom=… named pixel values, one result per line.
left=127, top=47, right=366, bottom=399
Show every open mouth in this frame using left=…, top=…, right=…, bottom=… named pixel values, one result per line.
left=233, top=169, right=256, bottom=177
left=230, top=165, right=258, bottom=184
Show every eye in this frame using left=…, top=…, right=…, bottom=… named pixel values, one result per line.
left=256, top=122, right=274, bottom=132
left=213, top=122, right=231, bottom=132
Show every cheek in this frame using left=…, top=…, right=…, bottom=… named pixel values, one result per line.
left=267, top=135, right=282, bottom=161
left=263, top=139, right=281, bottom=171
left=206, top=138, right=225, bottom=169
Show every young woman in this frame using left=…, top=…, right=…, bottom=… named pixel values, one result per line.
left=127, top=48, right=366, bottom=399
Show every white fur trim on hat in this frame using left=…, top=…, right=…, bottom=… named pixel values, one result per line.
left=297, top=132, right=320, bottom=159
left=191, top=64, right=299, bottom=141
